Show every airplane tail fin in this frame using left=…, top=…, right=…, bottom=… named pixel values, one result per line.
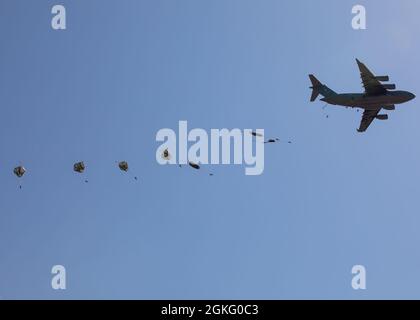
left=309, top=75, right=322, bottom=101
left=309, top=74, right=336, bottom=102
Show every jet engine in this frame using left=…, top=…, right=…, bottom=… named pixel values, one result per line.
left=376, top=114, right=388, bottom=120
left=383, top=105, right=395, bottom=111
left=375, top=76, right=389, bottom=82
left=383, top=84, right=396, bottom=90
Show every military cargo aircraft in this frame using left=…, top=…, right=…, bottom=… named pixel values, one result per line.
left=309, top=59, right=415, bottom=132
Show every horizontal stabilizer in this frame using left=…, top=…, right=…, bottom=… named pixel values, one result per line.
left=382, top=84, right=396, bottom=90
left=376, top=114, right=388, bottom=120
left=375, top=76, right=389, bottom=82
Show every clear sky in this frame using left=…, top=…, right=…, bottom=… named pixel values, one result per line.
left=0, top=0, right=420, bottom=299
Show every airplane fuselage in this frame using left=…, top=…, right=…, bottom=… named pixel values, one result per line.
left=321, top=90, right=415, bottom=110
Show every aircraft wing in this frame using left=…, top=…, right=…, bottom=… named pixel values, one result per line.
left=356, top=59, right=387, bottom=95
left=357, top=108, right=381, bottom=132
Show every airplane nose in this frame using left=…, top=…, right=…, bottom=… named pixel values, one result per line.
left=406, top=92, right=415, bottom=101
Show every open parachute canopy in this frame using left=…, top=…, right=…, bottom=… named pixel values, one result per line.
left=162, top=148, right=171, bottom=161
left=118, top=161, right=129, bottom=172
left=13, top=166, right=26, bottom=178
left=73, top=161, right=85, bottom=173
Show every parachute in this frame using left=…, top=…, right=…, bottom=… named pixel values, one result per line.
left=250, top=131, right=292, bottom=144
left=264, top=139, right=279, bottom=144
left=264, top=138, right=292, bottom=144
left=117, top=161, right=138, bottom=180
left=118, top=161, right=129, bottom=172
left=250, top=131, right=263, bottom=137
left=162, top=148, right=171, bottom=161
left=73, top=162, right=88, bottom=182
left=13, top=166, right=26, bottom=189
left=13, top=166, right=26, bottom=178
left=188, top=161, right=200, bottom=170
left=73, top=162, right=85, bottom=173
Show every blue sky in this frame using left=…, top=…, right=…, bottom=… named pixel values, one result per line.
left=0, top=0, right=420, bottom=299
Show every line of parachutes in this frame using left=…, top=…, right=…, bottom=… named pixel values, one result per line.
left=11, top=148, right=210, bottom=188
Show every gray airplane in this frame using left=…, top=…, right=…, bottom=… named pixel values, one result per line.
left=309, top=59, right=415, bottom=132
